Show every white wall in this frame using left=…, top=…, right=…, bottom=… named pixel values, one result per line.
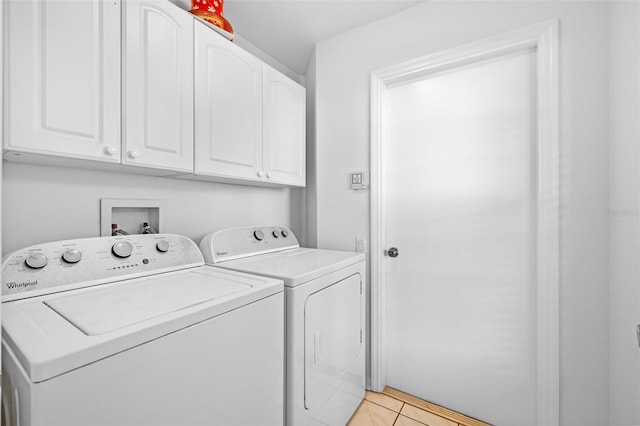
left=305, top=49, right=318, bottom=249
left=312, top=2, right=610, bottom=425
left=609, top=2, right=640, bottom=425
left=2, top=163, right=294, bottom=254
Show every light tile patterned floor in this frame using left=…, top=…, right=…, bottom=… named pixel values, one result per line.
left=348, top=387, right=493, bottom=426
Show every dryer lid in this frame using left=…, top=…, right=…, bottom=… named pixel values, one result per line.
left=217, top=248, right=365, bottom=287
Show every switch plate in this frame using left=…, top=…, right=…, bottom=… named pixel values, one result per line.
left=356, top=236, right=366, bottom=253
left=350, top=171, right=369, bottom=190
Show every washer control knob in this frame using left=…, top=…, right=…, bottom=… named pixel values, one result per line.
left=62, top=249, right=82, bottom=264
left=156, top=240, right=170, bottom=253
left=254, top=230, right=265, bottom=241
left=272, top=230, right=280, bottom=238
left=25, top=252, right=48, bottom=269
left=112, top=241, right=133, bottom=258
left=281, top=229, right=289, bottom=238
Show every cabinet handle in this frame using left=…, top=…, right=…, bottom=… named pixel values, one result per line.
left=257, top=171, right=264, bottom=178
left=103, top=146, right=117, bottom=156
left=127, top=150, right=140, bottom=159
left=266, top=172, right=273, bottom=179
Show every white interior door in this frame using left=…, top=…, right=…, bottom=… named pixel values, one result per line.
left=383, top=49, right=537, bottom=426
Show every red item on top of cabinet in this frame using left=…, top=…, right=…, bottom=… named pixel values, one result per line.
left=189, top=0, right=233, bottom=34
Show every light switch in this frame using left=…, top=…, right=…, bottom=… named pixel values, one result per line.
left=350, top=171, right=369, bottom=190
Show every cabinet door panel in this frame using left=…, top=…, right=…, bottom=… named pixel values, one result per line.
left=194, top=22, right=263, bottom=180
left=263, top=65, right=306, bottom=186
left=123, top=1, right=194, bottom=172
left=4, top=0, right=120, bottom=162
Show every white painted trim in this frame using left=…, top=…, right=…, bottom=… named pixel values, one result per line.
left=369, top=72, right=386, bottom=392
left=369, top=19, right=560, bottom=424
left=1, top=0, right=4, bottom=373
left=533, top=20, right=560, bottom=426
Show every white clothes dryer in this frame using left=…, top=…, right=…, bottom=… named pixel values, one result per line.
left=200, top=226, right=366, bottom=426
left=1, top=234, right=284, bottom=426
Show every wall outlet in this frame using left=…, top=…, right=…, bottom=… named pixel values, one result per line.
left=356, top=236, right=366, bottom=253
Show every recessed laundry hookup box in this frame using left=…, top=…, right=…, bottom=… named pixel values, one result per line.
left=100, top=198, right=166, bottom=236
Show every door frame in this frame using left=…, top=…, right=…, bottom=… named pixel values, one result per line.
left=369, top=19, right=560, bottom=425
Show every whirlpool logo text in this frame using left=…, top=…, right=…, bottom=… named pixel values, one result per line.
left=5, top=280, right=38, bottom=290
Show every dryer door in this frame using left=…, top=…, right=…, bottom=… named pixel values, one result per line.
left=304, top=273, right=362, bottom=409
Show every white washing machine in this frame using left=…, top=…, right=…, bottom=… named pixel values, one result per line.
left=200, top=226, right=366, bottom=426
left=1, top=234, right=284, bottom=426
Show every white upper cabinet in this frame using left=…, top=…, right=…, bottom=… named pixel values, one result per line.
left=4, top=1, right=305, bottom=187
left=4, top=0, right=121, bottom=162
left=193, top=20, right=306, bottom=187
left=123, top=0, right=194, bottom=172
left=263, top=64, right=306, bottom=187
left=194, top=21, right=263, bottom=182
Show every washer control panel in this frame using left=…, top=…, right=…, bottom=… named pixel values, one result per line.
left=200, top=226, right=299, bottom=264
left=2, top=234, right=204, bottom=301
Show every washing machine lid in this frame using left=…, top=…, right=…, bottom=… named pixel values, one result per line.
left=2, top=266, right=283, bottom=383
left=216, top=248, right=365, bottom=287
left=44, top=269, right=249, bottom=335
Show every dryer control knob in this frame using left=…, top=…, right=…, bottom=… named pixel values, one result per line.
left=254, top=230, right=265, bottom=241
left=281, top=229, right=289, bottom=238
left=112, top=241, right=133, bottom=258
left=25, top=252, right=48, bottom=269
left=156, top=240, right=170, bottom=253
left=62, top=249, right=82, bottom=264
left=272, top=230, right=280, bottom=238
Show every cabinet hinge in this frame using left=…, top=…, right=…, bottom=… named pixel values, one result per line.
left=360, top=329, right=363, bottom=343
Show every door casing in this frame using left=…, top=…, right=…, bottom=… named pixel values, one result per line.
left=369, top=19, right=560, bottom=426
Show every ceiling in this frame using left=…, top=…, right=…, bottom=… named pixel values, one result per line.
left=223, top=1, right=423, bottom=75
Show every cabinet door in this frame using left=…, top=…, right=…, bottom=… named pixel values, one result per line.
left=4, top=0, right=120, bottom=162
left=123, top=1, right=194, bottom=172
left=263, top=65, right=306, bottom=187
left=194, top=21, right=263, bottom=181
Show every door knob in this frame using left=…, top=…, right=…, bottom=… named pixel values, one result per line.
left=387, top=247, right=399, bottom=258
